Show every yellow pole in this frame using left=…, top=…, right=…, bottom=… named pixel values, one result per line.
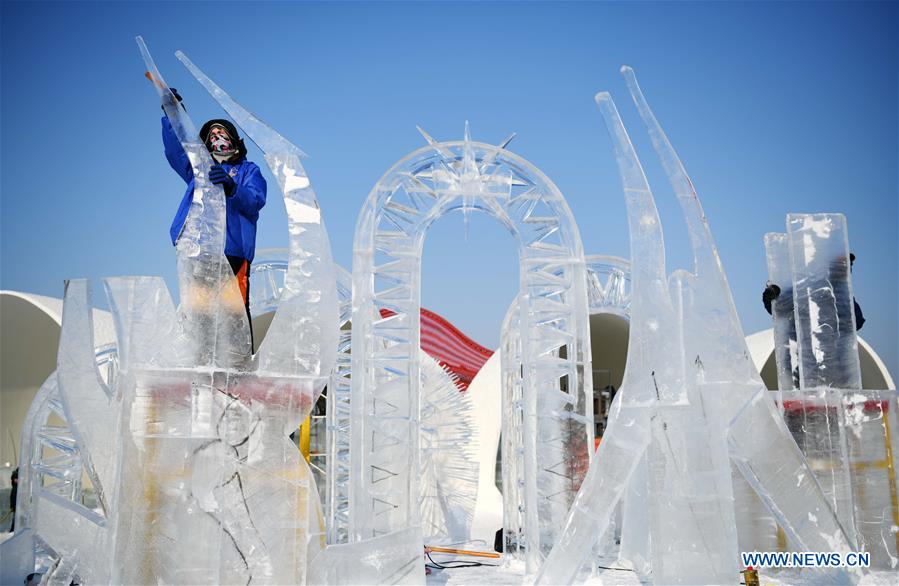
left=299, top=415, right=311, bottom=464
left=879, top=400, right=899, bottom=555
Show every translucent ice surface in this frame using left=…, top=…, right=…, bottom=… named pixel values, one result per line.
left=308, top=528, right=424, bottom=585
left=765, top=233, right=799, bottom=391
left=786, top=213, right=862, bottom=390
left=537, top=69, right=858, bottom=585
left=349, top=124, right=593, bottom=577
left=59, top=40, right=340, bottom=585
left=326, top=266, right=354, bottom=544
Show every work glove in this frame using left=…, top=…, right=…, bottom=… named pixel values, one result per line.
left=160, top=87, right=185, bottom=112
left=209, top=164, right=237, bottom=196
left=762, top=283, right=781, bottom=315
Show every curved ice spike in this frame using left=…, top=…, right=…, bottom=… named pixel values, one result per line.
left=621, top=65, right=752, bottom=382
left=176, top=51, right=308, bottom=160
left=536, top=91, right=675, bottom=585
left=594, top=92, right=683, bottom=404
left=136, top=37, right=251, bottom=367
left=177, top=50, right=338, bottom=383
left=620, top=67, right=707, bottom=273
left=56, top=279, right=119, bottom=516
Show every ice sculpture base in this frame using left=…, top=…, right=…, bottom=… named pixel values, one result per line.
left=308, top=528, right=425, bottom=585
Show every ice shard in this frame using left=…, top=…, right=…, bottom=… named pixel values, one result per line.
left=350, top=124, right=593, bottom=576
left=537, top=69, right=859, bottom=585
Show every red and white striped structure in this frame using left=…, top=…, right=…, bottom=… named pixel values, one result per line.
left=380, top=308, right=493, bottom=390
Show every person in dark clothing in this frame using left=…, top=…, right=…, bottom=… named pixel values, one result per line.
left=160, top=89, right=266, bottom=350
left=762, top=252, right=865, bottom=330
left=763, top=253, right=865, bottom=389
left=9, top=467, right=17, bottom=532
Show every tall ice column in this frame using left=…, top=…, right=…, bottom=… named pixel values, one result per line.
left=764, top=233, right=799, bottom=390
left=786, top=213, right=862, bottom=390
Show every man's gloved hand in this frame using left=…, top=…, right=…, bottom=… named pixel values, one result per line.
left=209, top=164, right=237, bottom=196
left=160, top=87, right=184, bottom=112
left=762, top=283, right=781, bottom=315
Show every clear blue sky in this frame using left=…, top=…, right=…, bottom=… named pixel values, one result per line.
left=2, top=1, right=896, bottom=380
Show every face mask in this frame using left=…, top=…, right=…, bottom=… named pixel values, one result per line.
left=207, top=125, right=236, bottom=161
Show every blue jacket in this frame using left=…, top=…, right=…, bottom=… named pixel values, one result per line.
left=162, top=116, right=266, bottom=263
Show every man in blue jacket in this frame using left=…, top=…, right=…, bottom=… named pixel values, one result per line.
left=161, top=89, right=266, bottom=350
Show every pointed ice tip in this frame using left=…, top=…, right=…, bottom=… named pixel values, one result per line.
left=497, top=132, right=516, bottom=150
left=464, top=120, right=471, bottom=142
left=416, top=125, right=436, bottom=145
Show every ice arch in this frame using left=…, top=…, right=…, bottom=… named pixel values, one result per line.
left=349, top=126, right=594, bottom=561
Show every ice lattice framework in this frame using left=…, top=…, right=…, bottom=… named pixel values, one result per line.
left=3, top=39, right=339, bottom=585
left=500, top=255, right=631, bottom=567
left=536, top=68, right=859, bottom=584
left=324, top=267, right=480, bottom=547
left=349, top=124, right=594, bottom=574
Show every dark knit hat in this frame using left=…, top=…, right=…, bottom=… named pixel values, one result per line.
left=199, top=118, right=247, bottom=160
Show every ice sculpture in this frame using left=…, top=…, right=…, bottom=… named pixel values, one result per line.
left=350, top=123, right=593, bottom=575
left=418, top=356, right=479, bottom=544
left=1, top=38, right=341, bottom=585
left=320, top=266, right=479, bottom=547
left=500, top=256, right=631, bottom=565
left=765, top=214, right=898, bottom=568
left=500, top=299, right=525, bottom=562
left=585, top=255, right=631, bottom=317
left=536, top=68, right=859, bottom=584
left=764, top=233, right=799, bottom=390
left=786, top=214, right=862, bottom=390
left=1, top=298, right=121, bottom=585
left=326, top=266, right=354, bottom=544
left=307, top=528, right=424, bottom=585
